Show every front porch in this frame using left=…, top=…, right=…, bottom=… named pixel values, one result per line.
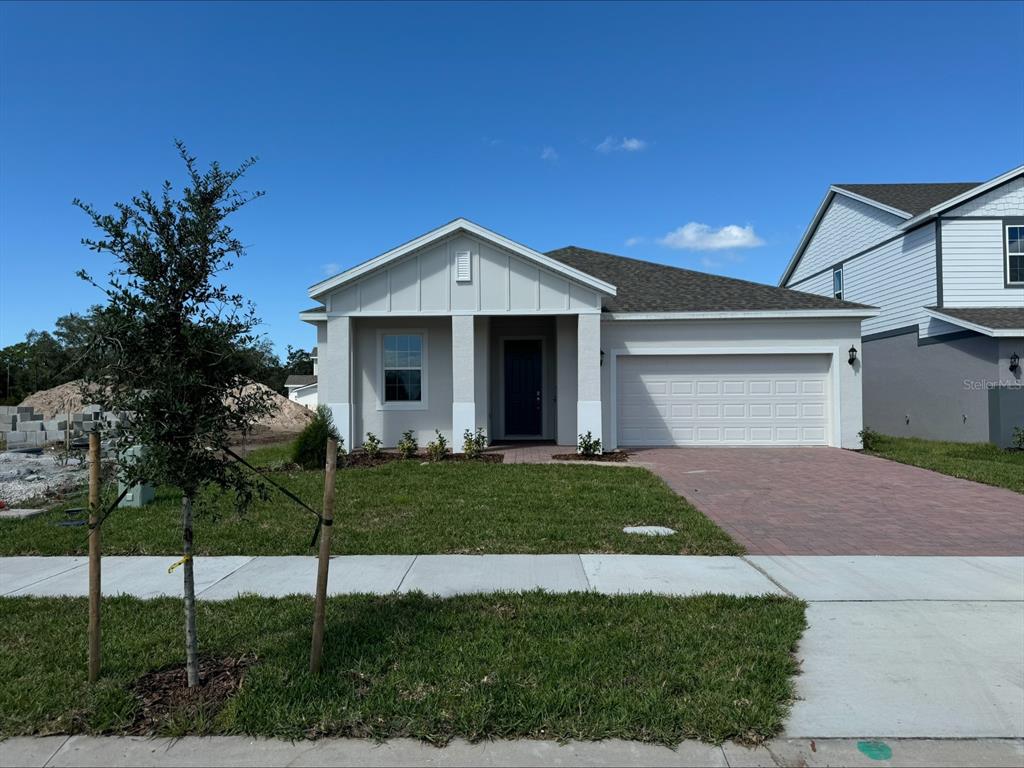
left=319, top=313, right=602, bottom=451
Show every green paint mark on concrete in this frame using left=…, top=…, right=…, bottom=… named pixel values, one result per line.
left=857, top=740, right=893, bottom=761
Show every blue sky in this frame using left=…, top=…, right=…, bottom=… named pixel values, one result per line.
left=2, top=1, right=1022, bottom=355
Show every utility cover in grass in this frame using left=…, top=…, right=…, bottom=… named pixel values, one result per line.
left=623, top=525, right=676, bottom=536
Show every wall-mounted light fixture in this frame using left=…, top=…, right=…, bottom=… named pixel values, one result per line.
left=848, top=346, right=858, bottom=366
left=1011, top=352, right=1021, bottom=373
left=600, top=350, right=606, bottom=367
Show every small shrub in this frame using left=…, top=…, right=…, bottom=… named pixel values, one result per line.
left=291, top=405, right=342, bottom=470
left=1012, top=425, right=1024, bottom=451
left=363, top=431, right=382, bottom=458
left=462, top=427, right=487, bottom=459
left=578, top=431, right=602, bottom=457
left=858, top=426, right=882, bottom=452
left=397, top=429, right=418, bottom=459
left=426, top=429, right=449, bottom=462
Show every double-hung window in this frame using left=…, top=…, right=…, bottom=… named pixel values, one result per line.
left=382, top=333, right=424, bottom=405
left=1006, top=224, right=1024, bottom=285
left=832, top=267, right=844, bottom=300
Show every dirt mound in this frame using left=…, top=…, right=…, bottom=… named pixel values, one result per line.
left=233, top=382, right=314, bottom=434
left=19, top=381, right=94, bottom=419
left=21, top=380, right=313, bottom=434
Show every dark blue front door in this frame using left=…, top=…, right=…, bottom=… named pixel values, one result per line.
left=504, top=340, right=543, bottom=436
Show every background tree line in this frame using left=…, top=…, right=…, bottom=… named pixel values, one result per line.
left=0, top=308, right=312, bottom=404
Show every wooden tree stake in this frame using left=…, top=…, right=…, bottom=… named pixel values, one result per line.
left=310, top=437, right=337, bottom=674
left=87, top=430, right=101, bottom=683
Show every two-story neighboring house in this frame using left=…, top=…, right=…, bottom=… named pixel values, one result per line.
left=780, top=165, right=1024, bottom=447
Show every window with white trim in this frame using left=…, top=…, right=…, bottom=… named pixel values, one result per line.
left=382, top=334, right=423, bottom=402
left=1007, top=224, right=1024, bottom=284
left=832, top=267, right=844, bottom=300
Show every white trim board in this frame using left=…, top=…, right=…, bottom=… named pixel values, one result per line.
left=605, top=309, right=879, bottom=321
left=308, top=218, right=617, bottom=300
left=924, top=309, right=1024, bottom=338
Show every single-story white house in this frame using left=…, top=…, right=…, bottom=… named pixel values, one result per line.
left=302, top=219, right=877, bottom=451
left=284, top=374, right=318, bottom=409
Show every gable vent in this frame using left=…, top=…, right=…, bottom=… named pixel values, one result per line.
left=455, top=250, right=472, bottom=282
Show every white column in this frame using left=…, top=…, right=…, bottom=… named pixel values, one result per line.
left=451, top=314, right=476, bottom=449
left=323, top=315, right=352, bottom=451
left=576, top=312, right=602, bottom=452
left=556, top=315, right=578, bottom=445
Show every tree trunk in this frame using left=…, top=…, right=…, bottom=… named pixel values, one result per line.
left=181, top=494, right=200, bottom=687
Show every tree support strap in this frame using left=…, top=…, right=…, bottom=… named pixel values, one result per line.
left=222, top=446, right=330, bottom=548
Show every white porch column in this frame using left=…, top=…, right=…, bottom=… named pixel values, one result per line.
left=323, top=315, right=352, bottom=451
left=451, top=314, right=476, bottom=448
left=556, top=315, right=578, bottom=445
left=576, top=312, right=602, bottom=450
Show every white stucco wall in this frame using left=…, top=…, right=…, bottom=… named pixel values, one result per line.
left=598, top=317, right=865, bottom=449
left=288, top=385, right=318, bottom=410
left=352, top=316, right=454, bottom=448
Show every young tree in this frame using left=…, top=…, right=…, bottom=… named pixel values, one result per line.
left=74, top=142, right=275, bottom=687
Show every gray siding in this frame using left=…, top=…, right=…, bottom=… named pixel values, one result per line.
left=789, top=193, right=903, bottom=283
left=947, top=176, right=1024, bottom=217
left=844, top=226, right=937, bottom=337
left=941, top=219, right=1018, bottom=307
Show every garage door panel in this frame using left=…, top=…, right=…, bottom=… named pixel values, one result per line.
left=617, top=354, right=831, bottom=446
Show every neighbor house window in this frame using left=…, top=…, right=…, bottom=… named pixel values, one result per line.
left=1007, top=224, right=1024, bottom=284
left=382, top=333, right=424, bottom=403
left=833, top=267, right=844, bottom=300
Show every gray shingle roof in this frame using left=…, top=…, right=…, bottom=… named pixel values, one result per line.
left=546, top=247, right=873, bottom=313
left=834, top=182, right=979, bottom=216
left=928, top=307, right=1024, bottom=331
left=285, top=374, right=318, bottom=387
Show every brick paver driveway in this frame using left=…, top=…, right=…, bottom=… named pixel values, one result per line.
left=628, top=447, right=1024, bottom=556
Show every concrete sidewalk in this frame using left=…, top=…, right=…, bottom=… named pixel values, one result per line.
left=2, top=554, right=1023, bottom=741
left=4, top=735, right=1023, bottom=767
left=3, top=554, right=1022, bottom=601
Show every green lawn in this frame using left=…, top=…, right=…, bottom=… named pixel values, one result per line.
left=0, top=592, right=805, bottom=744
left=0, top=452, right=741, bottom=556
left=866, top=434, right=1024, bottom=494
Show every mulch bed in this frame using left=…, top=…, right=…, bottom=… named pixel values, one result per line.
left=129, top=655, right=254, bottom=734
left=552, top=451, right=630, bottom=462
left=344, top=452, right=505, bottom=467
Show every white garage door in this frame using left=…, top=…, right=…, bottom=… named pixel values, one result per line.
left=616, top=354, right=831, bottom=446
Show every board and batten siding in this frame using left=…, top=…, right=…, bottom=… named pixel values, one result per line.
left=325, top=233, right=601, bottom=316
left=941, top=218, right=1023, bottom=307
left=789, top=193, right=904, bottom=283
left=842, top=225, right=938, bottom=337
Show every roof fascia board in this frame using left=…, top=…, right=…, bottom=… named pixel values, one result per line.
left=308, top=218, right=617, bottom=299
left=778, top=189, right=835, bottom=286
left=606, top=309, right=880, bottom=321
left=923, top=308, right=1022, bottom=337
left=831, top=186, right=912, bottom=220
left=901, top=165, right=1024, bottom=230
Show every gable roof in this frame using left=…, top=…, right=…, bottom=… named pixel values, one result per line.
left=833, top=183, right=979, bottom=217
left=546, top=246, right=874, bottom=315
left=308, top=218, right=617, bottom=301
left=284, top=374, right=318, bottom=388
left=781, top=165, right=1024, bottom=286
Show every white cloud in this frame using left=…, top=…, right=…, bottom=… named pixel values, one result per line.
left=541, top=146, right=558, bottom=161
left=624, top=236, right=644, bottom=247
left=658, top=222, right=764, bottom=251
left=596, top=136, right=647, bottom=153
left=321, top=262, right=341, bottom=276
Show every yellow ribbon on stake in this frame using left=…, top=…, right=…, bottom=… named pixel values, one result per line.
left=167, top=554, right=192, bottom=574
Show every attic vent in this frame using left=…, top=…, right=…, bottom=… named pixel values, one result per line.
left=455, top=250, right=472, bottom=282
